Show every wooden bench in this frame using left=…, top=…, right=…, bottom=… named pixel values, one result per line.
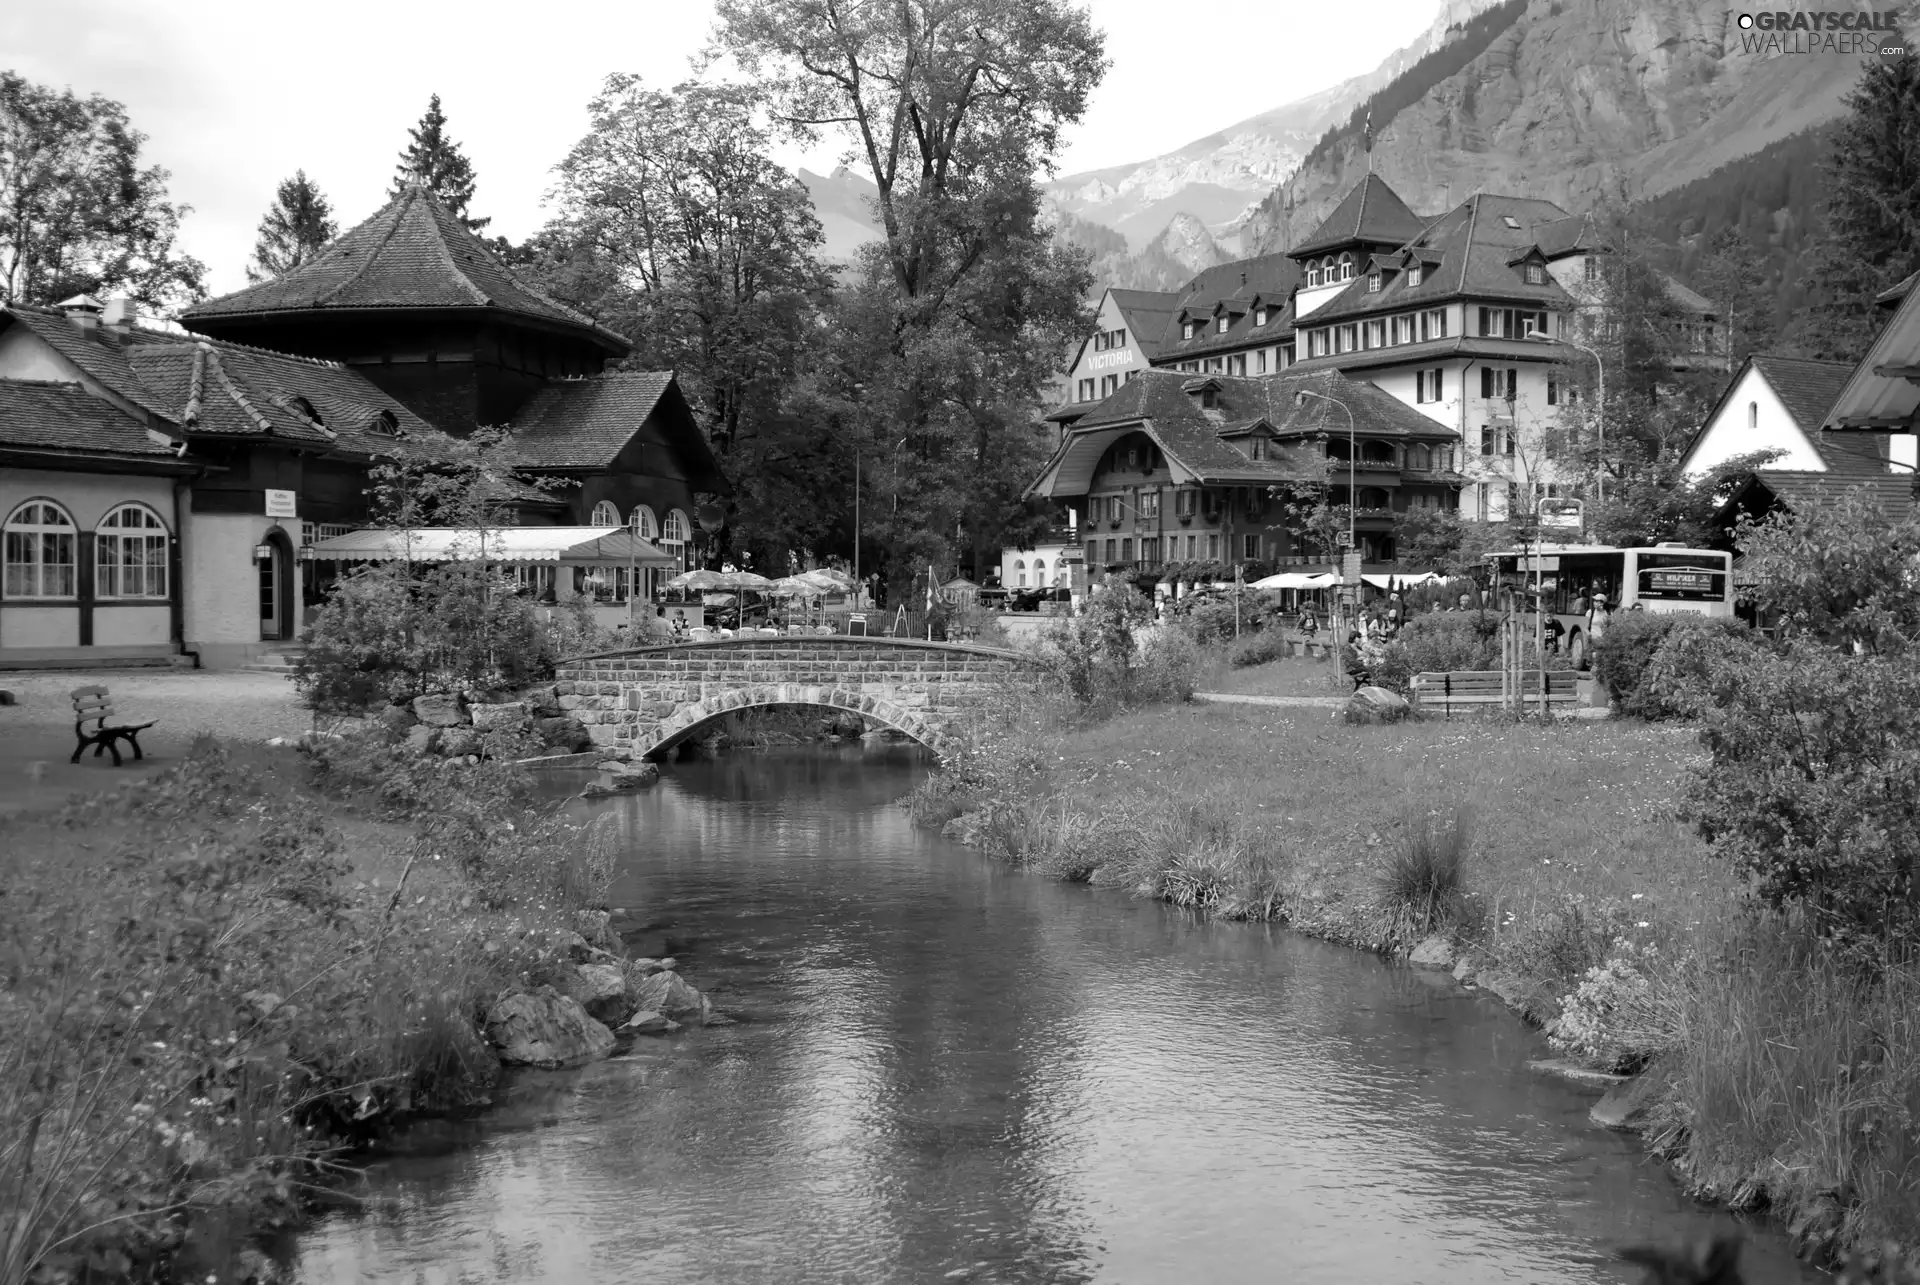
left=1408, top=670, right=1580, bottom=716
left=70, top=686, right=157, bottom=766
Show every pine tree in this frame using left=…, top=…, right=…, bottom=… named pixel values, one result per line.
left=1693, top=226, right=1777, bottom=368
left=245, top=171, right=337, bottom=283
left=1783, top=51, right=1920, bottom=358
left=391, top=94, right=488, bottom=231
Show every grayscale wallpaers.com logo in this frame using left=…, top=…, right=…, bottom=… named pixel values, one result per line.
left=1735, top=9, right=1909, bottom=59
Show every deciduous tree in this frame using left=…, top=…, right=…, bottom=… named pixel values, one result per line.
left=245, top=170, right=336, bottom=283
left=0, top=71, right=205, bottom=307
left=712, top=0, right=1107, bottom=588
left=391, top=93, right=487, bottom=231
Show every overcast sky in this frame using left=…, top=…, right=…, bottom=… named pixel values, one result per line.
left=3, top=0, right=1441, bottom=297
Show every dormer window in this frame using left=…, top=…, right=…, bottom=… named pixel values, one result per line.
left=1367, top=272, right=1382, bottom=293
left=1249, top=438, right=1267, bottom=462
left=1216, top=316, right=1230, bottom=334
left=288, top=396, right=321, bottom=426
left=368, top=411, right=399, bottom=437
left=1338, top=252, right=1354, bottom=281
left=1182, top=321, right=1197, bottom=340
left=1408, top=264, right=1423, bottom=288
left=1524, top=262, right=1545, bottom=285
left=1306, top=263, right=1323, bottom=288
left=1255, top=307, right=1268, bottom=327
left=1322, top=256, right=1337, bottom=283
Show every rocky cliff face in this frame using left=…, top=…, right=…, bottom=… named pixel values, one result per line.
left=1243, top=0, right=1859, bottom=254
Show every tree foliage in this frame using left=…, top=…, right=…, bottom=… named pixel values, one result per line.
left=391, top=93, right=486, bottom=231
left=544, top=76, right=837, bottom=572
left=1734, top=488, right=1920, bottom=654
left=712, top=0, right=1107, bottom=590
left=0, top=71, right=205, bottom=307
left=1691, top=226, right=1778, bottom=370
left=246, top=170, right=337, bottom=283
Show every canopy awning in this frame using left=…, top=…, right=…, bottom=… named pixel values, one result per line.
left=1362, top=572, right=1442, bottom=589
left=307, top=526, right=677, bottom=566
left=1250, top=572, right=1332, bottom=589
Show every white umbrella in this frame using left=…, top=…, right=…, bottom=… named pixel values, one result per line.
left=666, top=568, right=727, bottom=592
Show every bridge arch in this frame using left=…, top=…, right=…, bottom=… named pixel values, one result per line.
left=643, top=684, right=953, bottom=760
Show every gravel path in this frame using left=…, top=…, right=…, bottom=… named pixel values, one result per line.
left=0, top=669, right=311, bottom=815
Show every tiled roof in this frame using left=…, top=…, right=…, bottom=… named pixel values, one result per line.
left=1751, top=355, right=1854, bottom=432
left=1531, top=212, right=1606, bottom=259
left=1289, top=174, right=1428, bottom=260
left=1107, top=288, right=1183, bottom=357
left=505, top=372, right=730, bottom=493
left=0, top=379, right=175, bottom=458
left=1742, top=470, right=1917, bottom=518
left=1297, top=193, right=1577, bottom=326
left=1074, top=367, right=1456, bottom=442
left=1153, top=254, right=1303, bottom=363
left=1660, top=271, right=1715, bottom=315
left=1145, top=417, right=1312, bottom=484
left=180, top=184, right=629, bottom=353
left=3, top=306, right=177, bottom=420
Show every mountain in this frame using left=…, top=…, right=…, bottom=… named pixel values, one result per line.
left=797, top=166, right=884, bottom=265
left=1242, top=0, right=1862, bottom=256
left=1042, top=0, right=1519, bottom=252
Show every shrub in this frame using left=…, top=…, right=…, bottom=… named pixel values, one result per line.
left=1547, top=936, right=1687, bottom=1072
left=1138, top=623, right=1200, bottom=702
left=1639, top=617, right=1764, bottom=720
left=1374, top=810, right=1471, bottom=934
left=1589, top=611, right=1681, bottom=714
left=1370, top=612, right=1499, bottom=692
left=1686, top=639, right=1920, bottom=950
left=1229, top=630, right=1289, bottom=668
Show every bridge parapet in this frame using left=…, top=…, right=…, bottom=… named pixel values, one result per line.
left=552, top=636, right=1040, bottom=759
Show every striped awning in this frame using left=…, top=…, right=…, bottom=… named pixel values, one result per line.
left=307, top=526, right=676, bottom=566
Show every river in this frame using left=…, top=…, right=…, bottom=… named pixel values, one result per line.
left=291, top=744, right=1821, bottom=1285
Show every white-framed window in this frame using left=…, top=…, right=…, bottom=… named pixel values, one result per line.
left=1033, top=558, right=1047, bottom=580
left=1182, top=321, right=1197, bottom=340
left=590, top=500, right=621, bottom=526
left=630, top=505, right=658, bottom=540
left=1255, top=307, right=1268, bottom=327
left=1255, top=348, right=1269, bottom=375
left=1392, top=315, right=1416, bottom=345
left=1306, top=263, right=1323, bottom=288
left=1242, top=533, right=1261, bottom=559
left=1420, top=308, right=1448, bottom=340
left=1100, top=374, right=1119, bottom=397
left=1217, top=316, right=1230, bottom=334
left=1408, top=264, right=1424, bottom=288
left=1337, top=252, right=1354, bottom=281
left=1338, top=324, right=1358, bottom=353
left=95, top=503, right=169, bottom=599
left=1229, top=354, right=1246, bottom=376
left=1308, top=330, right=1330, bottom=358
left=1367, top=272, right=1382, bottom=293
left=1415, top=368, right=1444, bottom=403
left=661, top=508, right=692, bottom=571
left=1364, top=319, right=1386, bottom=349
left=3, top=499, right=77, bottom=599
left=1524, top=262, right=1545, bottom=285
left=1015, top=559, right=1027, bottom=588
left=1078, top=377, right=1096, bottom=401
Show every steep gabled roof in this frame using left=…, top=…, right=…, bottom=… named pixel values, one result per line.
left=1288, top=174, right=1427, bottom=260
left=1299, top=192, right=1577, bottom=325
left=0, top=379, right=177, bottom=460
left=1106, top=288, right=1183, bottom=357
left=1751, top=355, right=1855, bottom=433
left=505, top=372, right=730, bottom=494
left=1531, top=212, right=1607, bottom=259
left=180, top=184, right=628, bottom=354
left=3, top=306, right=177, bottom=420
left=1154, top=254, right=1303, bottom=362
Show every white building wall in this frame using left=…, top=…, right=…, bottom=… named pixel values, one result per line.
left=1063, top=293, right=1157, bottom=406
left=0, top=470, right=179, bottom=656
left=183, top=511, right=306, bottom=669
left=1683, top=366, right=1825, bottom=476
left=1000, top=541, right=1075, bottom=589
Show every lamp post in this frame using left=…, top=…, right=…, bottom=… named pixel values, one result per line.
left=1526, top=327, right=1605, bottom=504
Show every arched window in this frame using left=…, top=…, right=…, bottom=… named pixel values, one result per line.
left=1033, top=558, right=1047, bottom=580
left=3, top=499, right=77, bottom=598
left=1361, top=440, right=1395, bottom=465
left=1406, top=443, right=1431, bottom=470
left=1747, top=401, right=1758, bottom=429
left=1338, top=252, right=1354, bottom=281
left=96, top=504, right=169, bottom=599
left=1306, top=263, right=1323, bottom=287
left=287, top=396, right=322, bottom=427
left=1322, top=257, right=1337, bottom=283
left=368, top=410, right=399, bottom=437
left=629, top=505, right=658, bottom=541
left=590, top=500, right=621, bottom=527
left=661, top=508, right=692, bottom=571
left=1015, top=559, right=1027, bottom=588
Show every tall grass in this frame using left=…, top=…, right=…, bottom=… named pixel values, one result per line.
left=0, top=734, right=612, bottom=1281
left=1373, top=810, right=1472, bottom=936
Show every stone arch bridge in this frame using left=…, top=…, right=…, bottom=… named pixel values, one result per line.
left=553, top=637, right=1041, bottom=760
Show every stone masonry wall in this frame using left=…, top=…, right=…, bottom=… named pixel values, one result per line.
left=553, top=638, right=1036, bottom=757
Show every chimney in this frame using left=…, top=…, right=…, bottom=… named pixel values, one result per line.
left=102, top=296, right=137, bottom=335
left=57, top=294, right=105, bottom=333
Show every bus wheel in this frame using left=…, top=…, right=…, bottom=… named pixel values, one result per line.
left=1569, top=630, right=1586, bottom=669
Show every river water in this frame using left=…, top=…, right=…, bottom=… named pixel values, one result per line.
left=292, top=745, right=1820, bottom=1285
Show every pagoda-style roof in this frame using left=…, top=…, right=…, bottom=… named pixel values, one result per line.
left=181, top=183, right=629, bottom=355
left=1289, top=174, right=1427, bottom=260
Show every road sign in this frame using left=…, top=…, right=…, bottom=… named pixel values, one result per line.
left=1342, top=552, right=1363, bottom=585
left=1335, top=530, right=1353, bottom=548
left=1539, top=497, right=1584, bottom=529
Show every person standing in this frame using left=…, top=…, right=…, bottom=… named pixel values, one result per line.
left=1586, top=592, right=1613, bottom=648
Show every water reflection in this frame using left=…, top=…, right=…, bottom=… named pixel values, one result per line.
left=293, top=746, right=1822, bottom=1285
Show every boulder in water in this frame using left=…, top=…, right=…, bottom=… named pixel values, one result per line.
left=622, top=1010, right=674, bottom=1035
left=1408, top=934, right=1456, bottom=968
left=484, top=986, right=616, bottom=1068
left=625, top=966, right=709, bottom=1021
left=564, top=963, right=634, bottom=1027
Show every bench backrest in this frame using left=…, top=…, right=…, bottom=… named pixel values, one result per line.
left=71, top=685, right=114, bottom=727
left=1412, top=670, right=1580, bottom=693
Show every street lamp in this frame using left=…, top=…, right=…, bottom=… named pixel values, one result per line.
left=1526, top=327, right=1605, bottom=504
left=1294, top=386, right=1357, bottom=554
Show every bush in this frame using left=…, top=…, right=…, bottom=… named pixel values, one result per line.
left=1167, top=588, right=1285, bottom=644
left=1589, top=611, right=1680, bottom=715
left=1370, top=612, right=1499, bottom=692
left=1547, top=936, right=1687, bottom=1072
left=1639, top=617, right=1763, bottom=720
left=1138, top=623, right=1200, bottom=702
left=1686, top=639, right=1920, bottom=950
left=1041, top=584, right=1170, bottom=712
left=1229, top=630, right=1290, bottom=668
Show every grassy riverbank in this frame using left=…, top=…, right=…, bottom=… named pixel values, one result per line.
left=911, top=680, right=1920, bottom=1272
left=0, top=735, right=612, bottom=1282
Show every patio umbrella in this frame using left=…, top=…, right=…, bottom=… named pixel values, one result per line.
left=666, top=568, right=728, bottom=592
left=803, top=567, right=857, bottom=591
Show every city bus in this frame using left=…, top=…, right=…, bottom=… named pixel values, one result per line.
left=1485, top=543, right=1736, bottom=666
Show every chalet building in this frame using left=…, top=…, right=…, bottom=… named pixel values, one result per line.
left=1026, top=368, right=1464, bottom=571
left=1049, top=287, right=1183, bottom=434
left=1695, top=279, right=1920, bottom=533
left=1, top=184, right=726, bottom=669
